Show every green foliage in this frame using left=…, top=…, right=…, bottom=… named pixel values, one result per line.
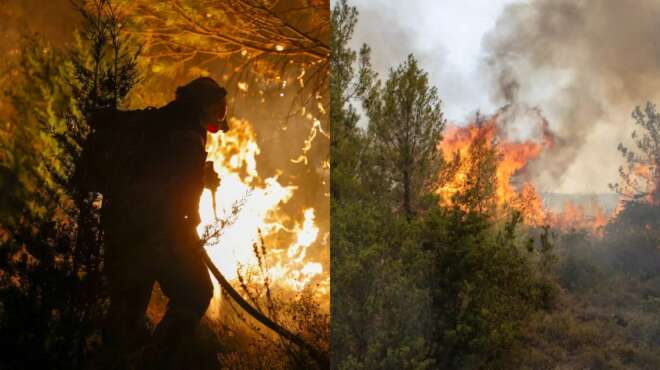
left=332, top=198, right=436, bottom=370
left=330, top=0, right=377, bottom=202
left=70, top=0, right=140, bottom=113
left=0, top=34, right=90, bottom=370
left=331, top=2, right=435, bottom=368
left=425, top=208, right=555, bottom=368
left=0, top=36, right=81, bottom=227
left=0, top=1, right=140, bottom=369
left=363, top=54, right=445, bottom=218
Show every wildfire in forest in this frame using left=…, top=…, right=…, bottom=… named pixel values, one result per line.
left=545, top=201, right=609, bottom=233
left=436, top=107, right=615, bottom=232
left=629, top=162, right=660, bottom=206
left=195, top=117, right=328, bottom=318
left=437, top=109, right=552, bottom=225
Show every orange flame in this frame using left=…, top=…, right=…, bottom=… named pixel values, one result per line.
left=436, top=111, right=613, bottom=232
left=197, top=117, right=328, bottom=318
left=545, top=200, right=610, bottom=235
left=437, top=115, right=549, bottom=225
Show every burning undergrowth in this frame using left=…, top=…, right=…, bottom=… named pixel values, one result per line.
left=144, top=116, right=330, bottom=368
left=198, top=117, right=328, bottom=313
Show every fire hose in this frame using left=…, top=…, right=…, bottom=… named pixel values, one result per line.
left=203, top=190, right=327, bottom=369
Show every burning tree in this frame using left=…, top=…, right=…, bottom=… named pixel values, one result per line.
left=439, top=114, right=499, bottom=218
left=116, top=0, right=332, bottom=175
left=605, top=102, right=660, bottom=266
left=610, top=102, right=660, bottom=205
left=118, top=0, right=330, bottom=112
left=437, top=109, right=551, bottom=226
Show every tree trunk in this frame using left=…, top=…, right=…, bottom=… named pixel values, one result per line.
left=403, top=166, right=412, bottom=219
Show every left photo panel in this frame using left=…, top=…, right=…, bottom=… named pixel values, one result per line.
left=0, top=1, right=329, bottom=369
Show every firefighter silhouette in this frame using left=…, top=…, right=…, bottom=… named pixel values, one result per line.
left=80, top=77, right=228, bottom=368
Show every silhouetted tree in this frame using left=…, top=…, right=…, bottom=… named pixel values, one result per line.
left=0, top=1, right=139, bottom=368
left=120, top=0, right=329, bottom=111
left=610, top=101, right=660, bottom=205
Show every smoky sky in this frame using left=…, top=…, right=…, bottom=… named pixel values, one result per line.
left=350, top=0, right=660, bottom=193
left=482, top=0, right=660, bottom=193
left=348, top=0, right=513, bottom=122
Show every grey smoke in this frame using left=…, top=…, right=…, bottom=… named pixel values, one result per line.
left=348, top=0, right=660, bottom=193
left=483, top=0, right=660, bottom=192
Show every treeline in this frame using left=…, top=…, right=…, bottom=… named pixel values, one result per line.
left=331, top=2, right=556, bottom=368
left=330, top=1, right=660, bottom=369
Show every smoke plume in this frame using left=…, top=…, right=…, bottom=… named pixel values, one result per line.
left=483, top=0, right=660, bottom=193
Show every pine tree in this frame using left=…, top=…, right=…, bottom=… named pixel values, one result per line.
left=449, top=118, right=499, bottom=219
left=331, top=2, right=436, bottom=368
left=609, top=101, right=660, bottom=205
left=329, top=0, right=376, bottom=201
left=363, top=55, right=445, bottom=218
left=0, top=1, right=139, bottom=367
left=68, top=1, right=140, bottom=330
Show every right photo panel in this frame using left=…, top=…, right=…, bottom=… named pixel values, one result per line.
left=331, top=0, right=660, bottom=369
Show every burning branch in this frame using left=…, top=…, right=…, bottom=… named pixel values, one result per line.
left=610, top=102, right=660, bottom=205
left=119, top=0, right=329, bottom=99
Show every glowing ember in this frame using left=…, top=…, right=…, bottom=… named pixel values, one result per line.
left=291, top=117, right=328, bottom=165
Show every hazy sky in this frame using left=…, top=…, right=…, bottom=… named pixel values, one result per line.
left=346, top=0, right=657, bottom=194
left=349, top=0, right=524, bottom=122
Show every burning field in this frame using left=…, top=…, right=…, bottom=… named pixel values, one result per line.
left=332, top=0, right=660, bottom=368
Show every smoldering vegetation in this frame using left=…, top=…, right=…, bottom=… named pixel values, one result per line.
left=522, top=201, right=660, bottom=369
